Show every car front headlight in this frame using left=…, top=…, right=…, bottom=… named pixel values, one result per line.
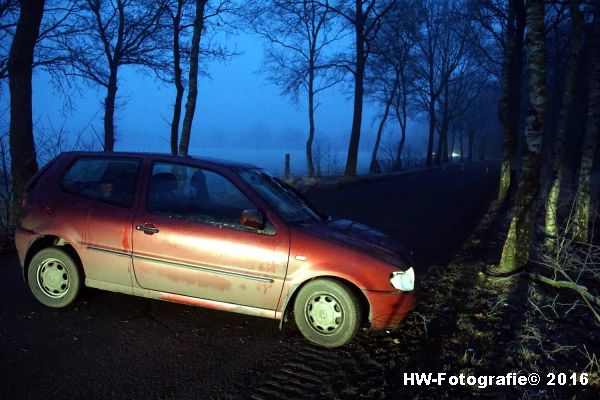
left=390, top=267, right=415, bottom=291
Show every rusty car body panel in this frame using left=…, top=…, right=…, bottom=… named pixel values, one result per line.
left=15, top=152, right=415, bottom=331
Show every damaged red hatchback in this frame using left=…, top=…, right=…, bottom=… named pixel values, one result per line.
left=15, top=152, right=415, bottom=348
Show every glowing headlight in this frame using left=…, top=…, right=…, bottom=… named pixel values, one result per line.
left=390, top=267, right=415, bottom=291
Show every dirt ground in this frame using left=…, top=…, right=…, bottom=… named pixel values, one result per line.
left=2, top=161, right=595, bottom=399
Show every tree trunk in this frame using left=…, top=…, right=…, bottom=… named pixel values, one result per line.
left=497, top=0, right=526, bottom=203
left=179, top=0, right=206, bottom=156
left=479, top=134, right=488, bottom=160
left=443, top=127, right=449, bottom=164
left=103, top=67, right=118, bottom=152
left=370, top=80, right=397, bottom=174
left=369, top=100, right=390, bottom=174
left=434, top=123, right=442, bottom=166
left=468, top=130, right=475, bottom=162
left=450, top=129, right=456, bottom=161
left=572, top=3, right=600, bottom=244
left=544, top=0, right=584, bottom=249
left=426, top=99, right=436, bottom=167
left=306, top=69, right=316, bottom=177
left=436, top=104, right=449, bottom=166
left=8, top=0, right=44, bottom=211
left=170, top=1, right=185, bottom=155
left=497, top=0, right=546, bottom=273
left=442, top=87, right=449, bottom=165
left=344, top=4, right=365, bottom=178
left=394, top=97, right=407, bottom=170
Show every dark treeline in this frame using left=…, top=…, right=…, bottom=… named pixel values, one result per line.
left=1, top=0, right=600, bottom=268
left=494, top=0, right=600, bottom=274
left=247, top=0, right=502, bottom=176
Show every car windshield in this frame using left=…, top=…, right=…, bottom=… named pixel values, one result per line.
left=237, top=169, right=325, bottom=224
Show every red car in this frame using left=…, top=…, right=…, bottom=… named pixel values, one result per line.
left=15, top=152, right=415, bottom=348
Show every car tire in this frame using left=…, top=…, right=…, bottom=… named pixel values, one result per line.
left=293, top=278, right=362, bottom=348
left=27, top=247, right=81, bottom=308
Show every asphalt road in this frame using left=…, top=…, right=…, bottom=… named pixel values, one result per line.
left=0, top=162, right=498, bottom=399
left=306, top=162, right=499, bottom=269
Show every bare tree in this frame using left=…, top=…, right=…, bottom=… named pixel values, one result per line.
left=464, top=0, right=507, bottom=76
left=2, top=1, right=83, bottom=84
left=7, top=0, right=45, bottom=211
left=391, top=76, right=410, bottom=169
left=178, top=0, right=206, bottom=156
left=2, top=0, right=85, bottom=220
left=166, top=0, right=192, bottom=155
left=368, top=77, right=397, bottom=173
left=178, top=0, right=232, bottom=156
left=496, top=0, right=547, bottom=274
left=164, top=0, right=233, bottom=156
left=316, top=0, right=396, bottom=177
left=247, top=0, right=344, bottom=177
left=66, top=0, right=168, bottom=152
left=435, top=53, right=488, bottom=164
left=0, top=0, right=18, bottom=81
left=459, top=81, right=498, bottom=162
left=413, top=0, right=466, bottom=167
left=572, top=1, right=600, bottom=244
left=367, top=0, right=419, bottom=173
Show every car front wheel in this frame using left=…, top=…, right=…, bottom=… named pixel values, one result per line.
left=27, top=248, right=81, bottom=308
left=293, top=278, right=362, bottom=348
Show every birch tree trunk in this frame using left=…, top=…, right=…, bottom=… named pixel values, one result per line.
left=8, top=0, right=44, bottom=211
left=572, top=3, right=600, bottom=244
left=179, top=0, right=207, bottom=156
left=497, top=0, right=546, bottom=273
left=544, top=0, right=584, bottom=249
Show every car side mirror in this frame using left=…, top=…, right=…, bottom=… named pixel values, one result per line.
left=240, top=209, right=265, bottom=230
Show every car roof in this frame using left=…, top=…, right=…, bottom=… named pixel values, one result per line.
left=61, top=151, right=260, bottom=170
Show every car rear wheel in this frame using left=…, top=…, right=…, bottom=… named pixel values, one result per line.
left=293, top=279, right=362, bottom=348
left=27, top=248, right=81, bottom=308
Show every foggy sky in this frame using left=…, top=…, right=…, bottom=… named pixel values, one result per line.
left=0, top=31, right=427, bottom=173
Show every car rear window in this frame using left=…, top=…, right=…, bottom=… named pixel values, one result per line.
left=60, top=157, right=141, bottom=208
left=24, top=156, right=58, bottom=193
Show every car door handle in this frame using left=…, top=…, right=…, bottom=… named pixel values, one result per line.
left=136, top=224, right=159, bottom=235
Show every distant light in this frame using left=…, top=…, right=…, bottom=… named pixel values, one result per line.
left=452, top=153, right=460, bottom=157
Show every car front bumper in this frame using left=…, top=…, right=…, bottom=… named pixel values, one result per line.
left=364, top=289, right=416, bottom=330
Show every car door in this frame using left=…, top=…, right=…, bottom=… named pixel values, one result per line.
left=131, top=161, right=289, bottom=311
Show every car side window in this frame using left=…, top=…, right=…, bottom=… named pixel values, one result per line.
left=147, top=162, right=255, bottom=230
left=60, top=157, right=140, bottom=208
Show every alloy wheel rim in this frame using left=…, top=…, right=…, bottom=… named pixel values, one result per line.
left=37, top=258, right=70, bottom=298
left=305, top=292, right=344, bottom=335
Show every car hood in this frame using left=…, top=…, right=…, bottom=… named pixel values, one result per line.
left=298, top=218, right=412, bottom=269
